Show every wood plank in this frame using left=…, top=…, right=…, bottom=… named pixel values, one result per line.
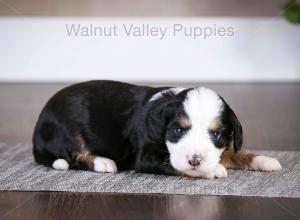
left=0, top=192, right=38, bottom=219
left=1, top=192, right=300, bottom=220
left=0, top=0, right=285, bottom=17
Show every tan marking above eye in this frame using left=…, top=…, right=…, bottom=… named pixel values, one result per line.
left=209, top=117, right=222, bottom=131
left=178, top=116, right=191, bottom=129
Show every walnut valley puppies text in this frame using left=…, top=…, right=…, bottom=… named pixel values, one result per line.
left=65, top=23, right=234, bottom=40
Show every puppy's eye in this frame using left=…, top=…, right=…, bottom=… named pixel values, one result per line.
left=173, top=128, right=186, bottom=137
left=211, top=131, right=221, bottom=139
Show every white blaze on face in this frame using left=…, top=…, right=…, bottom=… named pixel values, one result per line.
left=166, top=87, right=225, bottom=176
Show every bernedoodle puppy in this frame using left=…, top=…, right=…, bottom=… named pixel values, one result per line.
left=33, top=80, right=281, bottom=178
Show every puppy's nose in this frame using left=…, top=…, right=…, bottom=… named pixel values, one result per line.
left=188, top=154, right=201, bottom=167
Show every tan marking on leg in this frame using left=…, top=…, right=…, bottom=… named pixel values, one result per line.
left=72, top=133, right=95, bottom=170
left=74, top=133, right=90, bottom=155
left=74, top=133, right=87, bottom=149
left=220, top=149, right=256, bottom=170
left=74, top=153, right=95, bottom=170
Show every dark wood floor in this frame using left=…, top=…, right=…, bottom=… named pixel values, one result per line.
left=0, top=83, right=300, bottom=220
left=1, top=192, right=300, bottom=220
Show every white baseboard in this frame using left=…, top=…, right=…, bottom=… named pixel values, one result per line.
left=0, top=17, right=299, bottom=82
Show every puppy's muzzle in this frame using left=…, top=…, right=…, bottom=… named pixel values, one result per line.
left=188, top=154, right=202, bottom=167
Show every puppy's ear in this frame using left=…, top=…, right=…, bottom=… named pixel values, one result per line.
left=231, top=111, right=243, bottom=152
left=146, top=100, right=178, bottom=143
left=219, top=96, right=243, bottom=152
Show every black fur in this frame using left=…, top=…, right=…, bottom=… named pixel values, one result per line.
left=218, top=96, right=243, bottom=152
left=33, top=80, right=242, bottom=175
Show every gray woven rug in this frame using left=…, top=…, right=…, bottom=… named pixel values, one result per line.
left=0, top=143, right=299, bottom=198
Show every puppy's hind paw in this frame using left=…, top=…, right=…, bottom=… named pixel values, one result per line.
left=93, top=157, right=118, bottom=173
left=52, top=159, right=69, bottom=171
left=250, top=156, right=282, bottom=172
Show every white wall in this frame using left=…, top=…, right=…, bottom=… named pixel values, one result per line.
left=0, top=17, right=299, bottom=82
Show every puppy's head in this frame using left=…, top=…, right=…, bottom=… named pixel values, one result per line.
left=148, top=87, right=243, bottom=177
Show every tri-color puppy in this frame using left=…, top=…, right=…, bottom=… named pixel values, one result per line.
left=33, top=80, right=281, bottom=178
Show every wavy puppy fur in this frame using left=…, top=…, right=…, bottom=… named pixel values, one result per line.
left=33, top=80, right=281, bottom=178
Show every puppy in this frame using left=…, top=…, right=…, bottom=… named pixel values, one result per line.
left=33, top=80, right=281, bottom=178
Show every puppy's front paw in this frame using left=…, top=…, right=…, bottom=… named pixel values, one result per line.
left=203, top=163, right=228, bottom=179
left=250, top=156, right=282, bottom=172
left=94, top=157, right=118, bottom=173
left=214, top=163, right=228, bottom=178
